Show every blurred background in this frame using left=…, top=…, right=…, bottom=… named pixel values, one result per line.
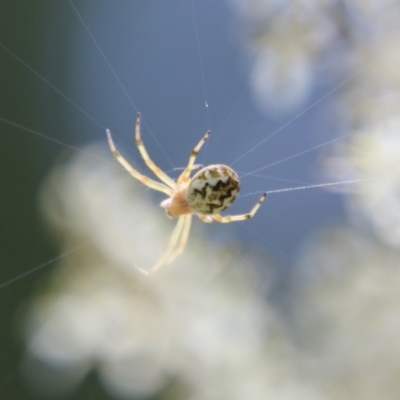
left=1, top=0, right=400, bottom=399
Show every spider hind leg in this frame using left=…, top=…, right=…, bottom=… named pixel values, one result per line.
left=137, top=215, right=192, bottom=275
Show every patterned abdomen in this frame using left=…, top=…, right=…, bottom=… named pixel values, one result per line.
left=187, top=164, right=240, bottom=215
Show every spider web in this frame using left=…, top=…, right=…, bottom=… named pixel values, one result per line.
left=0, top=1, right=392, bottom=397
left=0, top=0, right=380, bottom=287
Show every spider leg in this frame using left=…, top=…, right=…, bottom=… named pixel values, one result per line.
left=106, top=129, right=173, bottom=196
left=212, top=193, right=267, bottom=223
left=135, top=113, right=179, bottom=190
left=197, top=213, right=213, bottom=223
left=177, top=130, right=210, bottom=185
left=163, top=214, right=192, bottom=265
left=146, top=215, right=191, bottom=274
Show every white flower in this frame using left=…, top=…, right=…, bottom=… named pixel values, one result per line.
left=23, top=143, right=319, bottom=399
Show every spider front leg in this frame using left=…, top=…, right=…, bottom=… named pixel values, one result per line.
left=177, top=130, right=210, bottom=185
left=135, top=113, right=179, bottom=190
left=106, top=129, right=172, bottom=196
left=212, top=193, right=267, bottom=223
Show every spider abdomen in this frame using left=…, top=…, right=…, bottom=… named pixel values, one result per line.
left=187, top=164, right=240, bottom=215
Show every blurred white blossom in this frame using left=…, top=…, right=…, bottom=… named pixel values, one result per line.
left=229, top=0, right=400, bottom=116
left=325, top=117, right=400, bottom=247
left=23, top=144, right=320, bottom=399
left=291, top=227, right=400, bottom=400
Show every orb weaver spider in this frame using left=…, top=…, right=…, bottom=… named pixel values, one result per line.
left=106, top=113, right=266, bottom=274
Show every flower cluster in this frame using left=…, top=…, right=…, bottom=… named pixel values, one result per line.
left=23, top=144, right=318, bottom=399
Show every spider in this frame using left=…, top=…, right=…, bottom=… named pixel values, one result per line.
left=106, top=113, right=267, bottom=274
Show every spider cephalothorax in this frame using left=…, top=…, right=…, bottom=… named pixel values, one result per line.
left=107, top=113, right=266, bottom=274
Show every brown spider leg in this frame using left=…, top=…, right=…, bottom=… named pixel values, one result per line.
left=177, top=130, right=211, bottom=185
left=212, top=193, right=267, bottom=223
left=135, top=113, right=179, bottom=190
left=107, top=129, right=173, bottom=196
left=146, top=215, right=191, bottom=274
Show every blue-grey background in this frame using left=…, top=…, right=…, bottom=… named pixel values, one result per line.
left=0, top=1, right=344, bottom=398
